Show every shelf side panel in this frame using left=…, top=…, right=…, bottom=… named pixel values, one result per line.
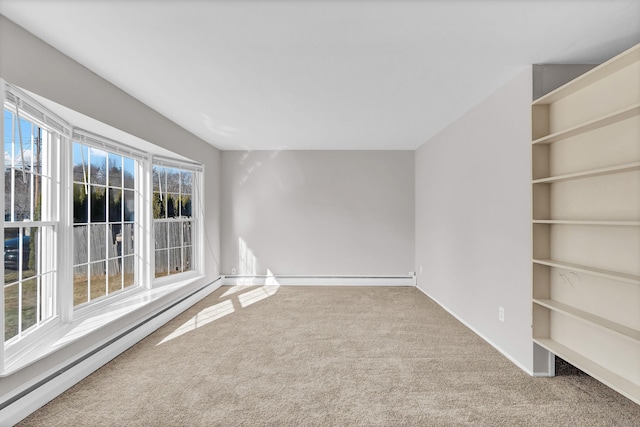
left=550, top=268, right=640, bottom=332
left=549, top=115, right=640, bottom=177
left=532, top=104, right=550, bottom=140
left=550, top=170, right=640, bottom=221
left=550, top=224, right=640, bottom=276
left=548, top=61, right=640, bottom=134
left=550, top=311, right=640, bottom=386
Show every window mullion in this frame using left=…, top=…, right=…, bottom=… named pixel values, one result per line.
left=140, top=157, right=153, bottom=289
left=1, top=79, right=5, bottom=366
left=58, top=133, right=74, bottom=323
left=10, top=110, right=16, bottom=222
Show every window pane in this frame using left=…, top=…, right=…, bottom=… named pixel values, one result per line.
left=152, top=192, right=165, bottom=219
left=155, top=249, right=168, bottom=278
left=90, top=224, right=107, bottom=262
left=122, top=223, right=134, bottom=256
left=39, top=272, right=56, bottom=321
left=73, top=265, right=89, bottom=306
left=72, top=142, right=88, bottom=183
left=108, top=153, right=122, bottom=187
left=181, top=171, right=193, bottom=195
left=21, top=277, right=38, bottom=331
left=123, top=189, right=135, bottom=222
left=73, top=225, right=89, bottom=264
left=23, top=228, right=38, bottom=280
left=152, top=166, right=163, bottom=192
left=108, top=224, right=122, bottom=259
left=32, top=128, right=44, bottom=176
left=73, top=183, right=89, bottom=223
left=33, top=173, right=42, bottom=220
left=169, top=248, right=182, bottom=273
left=183, top=221, right=192, bottom=246
left=183, top=246, right=193, bottom=272
left=3, top=108, right=58, bottom=341
left=13, top=170, right=32, bottom=221
left=4, top=283, right=19, bottom=340
left=155, top=222, right=167, bottom=250
left=166, top=193, right=179, bottom=218
left=166, top=168, right=180, bottom=193
left=4, top=227, right=22, bottom=275
left=181, top=195, right=192, bottom=217
left=90, top=261, right=107, bottom=301
left=123, top=157, right=135, bottom=189
left=4, top=109, right=14, bottom=170
left=108, top=259, right=122, bottom=294
left=90, top=186, right=106, bottom=222
left=123, top=255, right=135, bottom=288
left=89, top=147, right=107, bottom=185
left=108, top=188, right=122, bottom=222
left=168, top=222, right=181, bottom=248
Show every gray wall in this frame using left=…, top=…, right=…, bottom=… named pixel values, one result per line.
left=414, top=67, right=534, bottom=372
left=0, top=15, right=222, bottom=280
left=532, top=64, right=597, bottom=100
left=221, top=150, right=414, bottom=276
left=0, top=14, right=222, bottom=409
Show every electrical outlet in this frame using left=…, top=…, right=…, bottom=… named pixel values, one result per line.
left=499, top=306, right=505, bottom=322
left=231, top=268, right=236, bottom=275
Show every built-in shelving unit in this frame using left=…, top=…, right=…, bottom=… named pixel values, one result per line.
left=531, top=43, right=640, bottom=405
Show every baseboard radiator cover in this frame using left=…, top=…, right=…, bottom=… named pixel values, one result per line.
left=223, top=274, right=417, bottom=287
left=0, top=279, right=222, bottom=427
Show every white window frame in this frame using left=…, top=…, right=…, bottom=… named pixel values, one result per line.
left=2, top=83, right=71, bottom=365
left=152, top=156, right=203, bottom=286
left=1, top=81, right=204, bottom=372
left=69, top=131, right=146, bottom=312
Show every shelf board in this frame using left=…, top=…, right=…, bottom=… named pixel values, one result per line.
left=532, top=103, right=640, bottom=145
left=532, top=259, right=640, bottom=285
left=533, top=338, right=640, bottom=405
left=533, top=44, right=640, bottom=105
left=532, top=220, right=640, bottom=226
left=533, top=299, right=640, bottom=342
left=532, top=162, right=640, bottom=184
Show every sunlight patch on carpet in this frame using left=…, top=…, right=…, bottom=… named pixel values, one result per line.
left=157, top=299, right=235, bottom=345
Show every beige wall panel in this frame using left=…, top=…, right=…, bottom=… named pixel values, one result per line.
left=550, top=269, right=640, bottom=330
left=532, top=104, right=550, bottom=140
left=532, top=304, right=551, bottom=339
left=550, top=224, right=640, bottom=275
left=550, top=171, right=640, bottom=220
left=550, top=312, right=640, bottom=384
left=549, top=115, right=640, bottom=177
left=548, top=62, right=640, bottom=133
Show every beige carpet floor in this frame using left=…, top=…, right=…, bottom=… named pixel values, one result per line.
left=18, top=286, right=640, bottom=426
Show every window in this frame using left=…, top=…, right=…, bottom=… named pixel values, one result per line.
left=3, top=104, right=58, bottom=342
left=153, top=165, right=194, bottom=278
left=72, top=141, right=137, bottom=306
left=1, top=82, right=203, bottom=357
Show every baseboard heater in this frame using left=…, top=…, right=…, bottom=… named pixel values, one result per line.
left=0, top=278, right=221, bottom=427
left=223, top=274, right=416, bottom=287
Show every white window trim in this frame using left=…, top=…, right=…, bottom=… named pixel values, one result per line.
left=69, top=134, right=143, bottom=309
left=151, top=160, right=204, bottom=285
left=1, top=81, right=205, bottom=373
left=2, top=82, right=70, bottom=367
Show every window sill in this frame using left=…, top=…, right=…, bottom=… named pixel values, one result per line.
left=2, top=272, right=208, bottom=376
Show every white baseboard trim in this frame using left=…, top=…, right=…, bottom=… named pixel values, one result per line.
left=415, top=285, right=535, bottom=377
left=0, top=280, right=221, bottom=427
left=223, top=274, right=416, bottom=287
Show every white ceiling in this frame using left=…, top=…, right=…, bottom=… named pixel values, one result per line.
left=1, top=1, right=639, bottom=151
